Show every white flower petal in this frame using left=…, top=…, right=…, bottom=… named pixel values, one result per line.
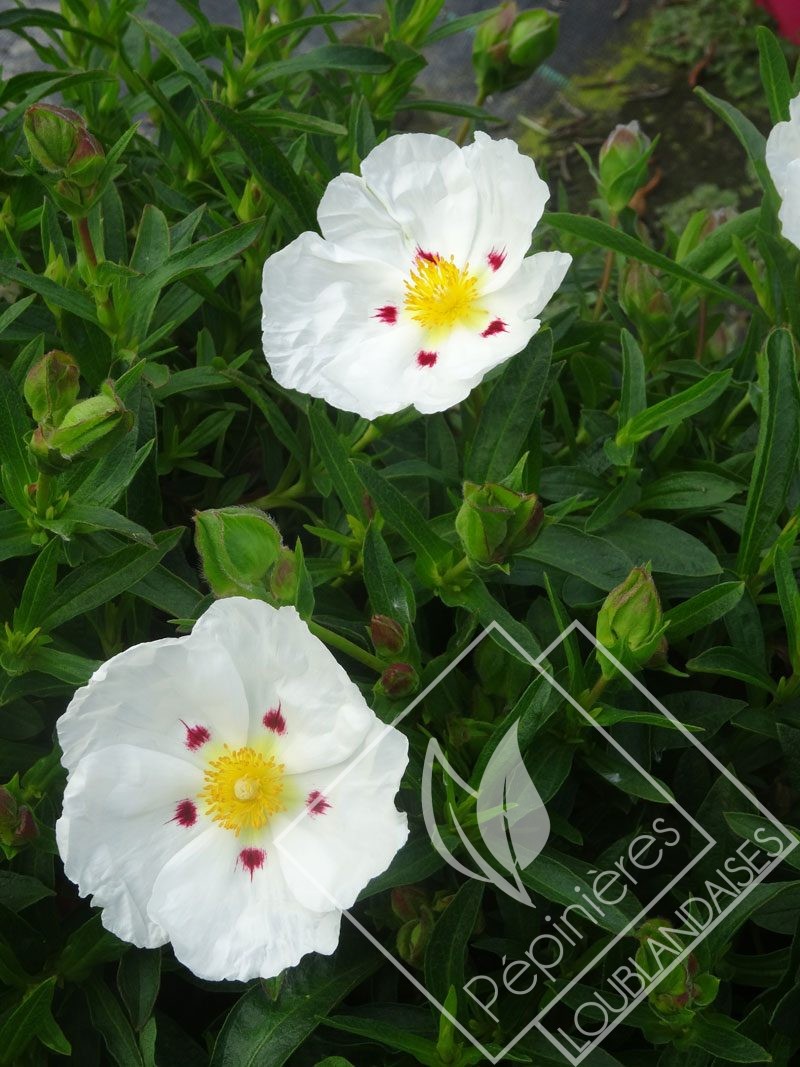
left=359, top=132, right=479, bottom=264
left=318, top=172, right=410, bottom=267
left=776, top=160, right=800, bottom=249
left=58, top=633, right=250, bottom=774
left=147, top=826, right=341, bottom=981
left=766, top=93, right=800, bottom=199
left=461, top=132, right=551, bottom=287
left=56, top=745, right=204, bottom=948
left=262, top=231, right=425, bottom=417
left=193, top=599, right=374, bottom=773
left=275, top=721, right=408, bottom=912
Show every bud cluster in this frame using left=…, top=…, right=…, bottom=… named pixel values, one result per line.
left=24, top=353, right=133, bottom=475
left=456, top=457, right=544, bottom=568
left=473, top=4, right=559, bottom=98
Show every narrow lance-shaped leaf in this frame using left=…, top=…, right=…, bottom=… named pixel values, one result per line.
left=737, top=329, right=800, bottom=576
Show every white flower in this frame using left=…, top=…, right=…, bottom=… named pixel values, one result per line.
left=261, top=132, right=571, bottom=418
left=766, top=92, right=800, bottom=249
left=56, top=598, right=408, bottom=981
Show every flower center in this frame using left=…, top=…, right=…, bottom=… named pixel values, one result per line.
left=200, top=746, right=285, bottom=835
left=404, top=255, right=485, bottom=335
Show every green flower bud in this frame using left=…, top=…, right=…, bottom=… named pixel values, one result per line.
left=24, top=350, right=80, bottom=428
left=596, top=565, right=668, bottom=679
left=195, top=507, right=283, bottom=600
left=30, top=382, right=133, bottom=472
left=23, top=104, right=84, bottom=172
left=396, top=905, right=434, bottom=968
left=619, top=261, right=671, bottom=330
left=369, top=614, right=406, bottom=657
left=598, top=121, right=652, bottom=214
left=473, top=4, right=558, bottom=97
left=377, top=662, right=419, bottom=700
left=636, top=920, right=718, bottom=1017
left=456, top=480, right=543, bottom=566
left=62, top=127, right=105, bottom=191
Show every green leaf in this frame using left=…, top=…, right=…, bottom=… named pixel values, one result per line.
left=205, top=102, right=318, bottom=235
left=517, top=525, right=631, bottom=590
left=117, top=950, right=161, bottom=1032
left=686, top=646, right=777, bottom=693
left=43, top=504, right=155, bottom=544
left=84, top=977, right=144, bottom=1067
left=15, top=537, right=60, bottom=631
left=0, top=977, right=69, bottom=1064
left=616, top=370, right=731, bottom=446
left=439, top=576, right=542, bottom=662
left=0, top=364, right=35, bottom=516
left=0, top=871, right=54, bottom=912
left=129, top=205, right=171, bottom=275
left=466, top=330, right=553, bottom=482
left=209, top=934, right=379, bottom=1067
left=695, top=86, right=769, bottom=185
left=58, top=914, right=128, bottom=982
left=323, top=1016, right=440, bottom=1066
left=604, top=517, right=722, bottom=576
left=146, top=221, right=264, bottom=291
left=40, top=529, right=183, bottom=630
left=664, top=582, right=745, bottom=640
left=544, top=215, right=758, bottom=310
left=363, top=523, right=415, bottom=625
left=688, top=1014, right=771, bottom=1062
left=308, top=405, right=366, bottom=520
left=775, top=546, right=800, bottom=673
left=640, top=471, right=741, bottom=511
left=356, top=463, right=451, bottom=576
left=724, top=811, right=799, bottom=869
left=737, top=329, right=800, bottom=576
left=520, top=847, right=639, bottom=932
left=758, top=26, right=793, bottom=123
left=424, top=880, right=482, bottom=1006
left=259, top=44, right=392, bottom=82
left=0, top=261, right=98, bottom=324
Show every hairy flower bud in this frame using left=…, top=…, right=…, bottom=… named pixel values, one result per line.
left=473, top=3, right=558, bottom=97
left=194, top=507, right=282, bottom=600
left=598, top=121, right=653, bottom=214
left=596, top=565, right=668, bottom=679
left=377, top=662, right=419, bottom=700
left=29, top=382, right=133, bottom=472
left=24, top=350, right=80, bottom=428
left=12, top=806, right=39, bottom=846
left=23, top=104, right=84, bottom=172
left=456, top=480, right=543, bottom=566
left=620, top=261, right=671, bottom=329
left=370, top=614, right=406, bottom=657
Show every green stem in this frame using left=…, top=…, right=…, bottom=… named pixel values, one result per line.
left=308, top=620, right=384, bottom=673
left=351, top=423, right=382, bottom=454
left=584, top=673, right=610, bottom=711
left=35, top=473, right=54, bottom=519
left=592, top=213, right=617, bottom=320
left=440, top=555, right=472, bottom=587
left=76, top=215, right=98, bottom=269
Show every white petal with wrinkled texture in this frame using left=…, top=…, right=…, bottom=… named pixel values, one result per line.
left=56, top=597, right=408, bottom=982
left=57, top=745, right=203, bottom=947
left=193, top=598, right=374, bottom=773
left=261, top=132, right=570, bottom=418
left=275, top=721, right=409, bottom=912
left=147, top=825, right=342, bottom=981
left=58, top=633, right=250, bottom=774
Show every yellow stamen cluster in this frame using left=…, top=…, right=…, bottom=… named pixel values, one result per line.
left=200, top=746, right=285, bottom=835
left=404, top=255, right=485, bottom=334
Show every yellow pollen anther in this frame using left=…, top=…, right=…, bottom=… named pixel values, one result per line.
left=404, top=255, right=485, bottom=335
left=200, top=746, right=285, bottom=835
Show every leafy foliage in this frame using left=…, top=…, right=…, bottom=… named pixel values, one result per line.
left=0, top=2, right=799, bottom=1066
